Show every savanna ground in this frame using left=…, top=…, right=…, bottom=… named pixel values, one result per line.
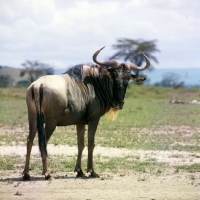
left=0, top=85, right=200, bottom=199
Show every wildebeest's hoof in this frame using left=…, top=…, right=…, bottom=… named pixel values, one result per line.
left=75, top=169, right=85, bottom=178
left=45, top=174, right=52, bottom=180
left=88, top=171, right=99, bottom=178
left=22, top=173, right=31, bottom=181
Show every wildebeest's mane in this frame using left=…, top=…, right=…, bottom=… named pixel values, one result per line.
left=64, top=64, right=83, bottom=82
left=64, top=64, right=100, bottom=82
left=64, top=64, right=114, bottom=114
left=85, top=66, right=113, bottom=113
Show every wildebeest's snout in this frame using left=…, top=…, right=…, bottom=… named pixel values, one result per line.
left=112, top=100, right=124, bottom=110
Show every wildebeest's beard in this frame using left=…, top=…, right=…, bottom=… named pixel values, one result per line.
left=110, top=67, right=131, bottom=110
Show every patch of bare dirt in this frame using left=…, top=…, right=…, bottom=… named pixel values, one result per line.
left=0, top=125, right=200, bottom=199
left=0, top=171, right=199, bottom=200
left=0, top=144, right=200, bottom=167
left=0, top=144, right=200, bottom=199
left=0, top=124, right=28, bottom=135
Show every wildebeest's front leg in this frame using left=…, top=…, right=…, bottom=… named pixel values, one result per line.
left=87, top=119, right=100, bottom=178
left=74, top=124, right=85, bottom=177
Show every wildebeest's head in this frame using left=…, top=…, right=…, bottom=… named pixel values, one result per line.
left=93, top=47, right=150, bottom=110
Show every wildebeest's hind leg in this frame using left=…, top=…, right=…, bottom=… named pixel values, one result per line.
left=74, top=124, right=85, bottom=177
left=41, top=122, right=57, bottom=180
left=22, top=115, right=37, bottom=181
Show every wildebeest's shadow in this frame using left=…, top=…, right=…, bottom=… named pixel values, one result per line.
left=0, top=175, right=94, bottom=183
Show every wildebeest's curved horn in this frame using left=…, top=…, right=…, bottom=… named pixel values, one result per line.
left=93, top=46, right=121, bottom=67
left=125, top=53, right=150, bottom=71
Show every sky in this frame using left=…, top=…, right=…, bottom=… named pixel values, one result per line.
left=0, top=0, right=200, bottom=70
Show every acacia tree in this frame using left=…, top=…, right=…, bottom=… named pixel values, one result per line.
left=160, top=72, right=184, bottom=87
left=20, top=60, right=54, bottom=83
left=110, top=38, right=160, bottom=68
left=0, top=75, right=14, bottom=87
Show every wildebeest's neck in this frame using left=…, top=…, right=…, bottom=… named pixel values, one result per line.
left=83, top=65, right=113, bottom=114
left=65, top=64, right=113, bottom=114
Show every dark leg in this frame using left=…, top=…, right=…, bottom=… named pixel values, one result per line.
left=87, top=119, right=100, bottom=178
left=74, top=124, right=85, bottom=177
left=41, top=123, right=57, bottom=180
left=22, top=116, right=37, bottom=181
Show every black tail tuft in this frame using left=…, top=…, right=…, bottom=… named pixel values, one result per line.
left=37, top=111, right=47, bottom=159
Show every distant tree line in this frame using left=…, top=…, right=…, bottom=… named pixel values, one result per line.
left=20, top=60, right=54, bottom=83
left=154, top=72, right=184, bottom=88
left=1, top=38, right=183, bottom=88
left=0, top=74, right=14, bottom=87
left=0, top=61, right=53, bottom=87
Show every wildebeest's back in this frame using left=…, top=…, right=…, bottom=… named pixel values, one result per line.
left=28, top=74, right=94, bottom=126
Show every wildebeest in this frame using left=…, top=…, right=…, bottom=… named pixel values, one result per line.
left=22, top=47, right=150, bottom=180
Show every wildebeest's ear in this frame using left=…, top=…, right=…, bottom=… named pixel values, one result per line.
left=131, top=74, right=146, bottom=83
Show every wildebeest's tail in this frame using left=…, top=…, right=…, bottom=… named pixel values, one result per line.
left=33, top=84, right=47, bottom=160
